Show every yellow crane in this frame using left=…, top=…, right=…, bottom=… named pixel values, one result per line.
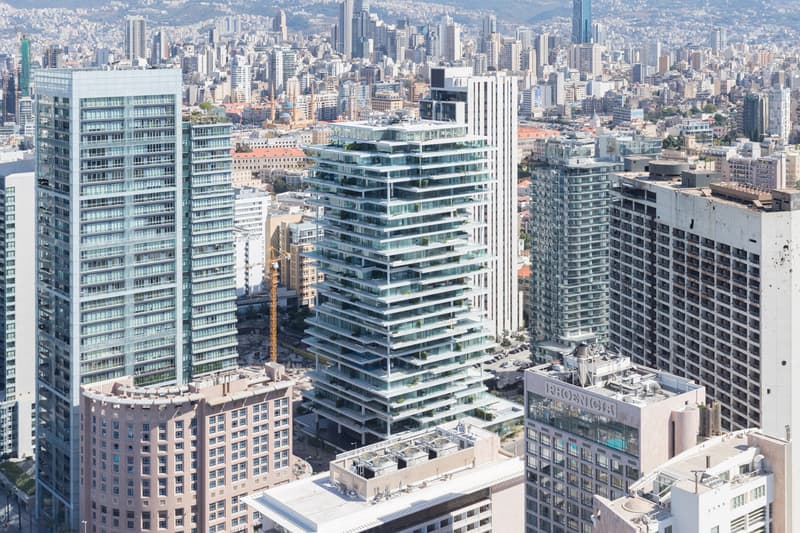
left=269, top=248, right=289, bottom=363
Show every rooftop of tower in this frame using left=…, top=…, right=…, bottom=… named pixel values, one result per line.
left=530, top=343, right=703, bottom=408
left=81, top=363, right=292, bottom=407
left=613, top=169, right=800, bottom=213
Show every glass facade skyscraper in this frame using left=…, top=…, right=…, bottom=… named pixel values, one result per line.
left=572, top=0, right=592, bottom=44
left=19, top=35, right=31, bottom=98
left=182, top=119, right=239, bottom=377
left=34, top=69, right=238, bottom=530
left=304, top=120, right=495, bottom=445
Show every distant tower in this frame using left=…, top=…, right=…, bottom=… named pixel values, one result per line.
left=273, top=9, right=288, bottom=41
left=124, top=15, right=146, bottom=60
left=743, top=93, right=768, bottom=142
left=18, top=35, right=30, bottom=98
left=231, top=55, right=252, bottom=103
left=149, top=29, right=168, bottom=65
left=480, top=14, right=496, bottom=53
left=572, top=0, right=592, bottom=44
left=337, top=0, right=354, bottom=58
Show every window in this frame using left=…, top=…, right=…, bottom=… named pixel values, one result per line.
left=731, top=494, right=747, bottom=508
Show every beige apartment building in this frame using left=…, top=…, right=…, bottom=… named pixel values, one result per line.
left=79, top=363, right=295, bottom=533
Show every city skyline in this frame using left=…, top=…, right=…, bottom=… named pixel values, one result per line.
left=1, top=0, right=800, bottom=531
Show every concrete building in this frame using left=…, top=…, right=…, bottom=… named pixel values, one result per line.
left=420, top=66, right=522, bottom=337
left=34, top=69, right=239, bottom=529
left=727, top=151, right=786, bottom=190
left=79, top=363, right=295, bottom=533
left=370, top=92, right=404, bottom=113
left=279, top=221, right=323, bottom=308
left=234, top=188, right=270, bottom=296
left=303, top=120, right=497, bottom=445
left=0, top=159, right=36, bottom=459
left=594, top=429, right=790, bottom=533
left=528, top=136, right=621, bottom=358
left=124, top=16, right=146, bottom=60
left=608, top=171, right=800, bottom=522
left=570, top=44, right=602, bottom=76
left=245, top=419, right=524, bottom=533
left=524, top=343, right=705, bottom=533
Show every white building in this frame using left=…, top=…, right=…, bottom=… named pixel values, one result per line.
left=594, top=429, right=790, bottom=533
left=767, top=86, right=791, bottom=143
left=609, top=172, right=800, bottom=523
left=231, top=55, right=252, bottom=103
left=234, top=188, right=270, bottom=296
left=245, top=419, right=524, bottom=533
left=0, top=160, right=36, bottom=459
left=420, top=66, right=522, bottom=336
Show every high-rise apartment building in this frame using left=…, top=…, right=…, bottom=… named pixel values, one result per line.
left=420, top=67, right=521, bottom=337
left=608, top=170, right=800, bottom=520
left=182, top=118, right=239, bottom=378
left=767, top=86, right=791, bottom=143
left=0, top=160, right=36, bottom=460
left=231, top=55, right=252, bottom=103
left=303, top=120, right=496, bottom=445
left=529, top=136, right=621, bottom=358
left=572, top=0, right=592, bottom=44
left=79, top=363, right=295, bottom=533
left=34, top=69, right=238, bottom=529
left=246, top=419, right=524, bottom=533
left=124, top=16, right=147, bottom=60
left=524, top=343, right=705, bottom=533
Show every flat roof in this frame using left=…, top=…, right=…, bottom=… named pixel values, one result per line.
left=530, top=345, right=701, bottom=407
left=245, top=456, right=523, bottom=533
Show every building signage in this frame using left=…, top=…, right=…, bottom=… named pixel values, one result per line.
left=543, top=382, right=618, bottom=417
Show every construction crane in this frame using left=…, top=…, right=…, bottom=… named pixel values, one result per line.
left=269, top=248, right=289, bottom=363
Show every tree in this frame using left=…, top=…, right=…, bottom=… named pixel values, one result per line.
left=703, top=103, right=718, bottom=114
left=199, top=100, right=214, bottom=112
left=714, top=113, right=727, bottom=126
